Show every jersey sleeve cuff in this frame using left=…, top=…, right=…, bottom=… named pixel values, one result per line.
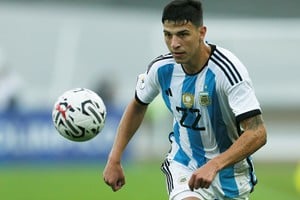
left=236, top=109, right=261, bottom=122
left=135, top=91, right=149, bottom=105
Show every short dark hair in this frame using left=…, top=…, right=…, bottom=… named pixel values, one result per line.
left=162, top=0, right=203, bottom=26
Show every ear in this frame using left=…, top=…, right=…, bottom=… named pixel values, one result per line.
left=199, top=26, right=207, bottom=41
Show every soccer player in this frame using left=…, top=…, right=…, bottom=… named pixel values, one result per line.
left=103, top=0, right=267, bottom=199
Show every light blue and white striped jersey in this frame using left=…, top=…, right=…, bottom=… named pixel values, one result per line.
left=135, top=44, right=261, bottom=192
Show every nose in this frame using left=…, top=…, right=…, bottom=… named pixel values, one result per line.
left=170, top=36, right=181, bottom=49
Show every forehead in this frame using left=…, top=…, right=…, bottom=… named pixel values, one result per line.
left=163, top=20, right=196, bottom=33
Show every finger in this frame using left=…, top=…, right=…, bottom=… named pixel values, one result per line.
left=204, top=182, right=210, bottom=189
left=103, top=178, right=117, bottom=189
left=188, top=175, right=195, bottom=191
left=193, top=178, right=201, bottom=190
left=103, top=178, right=110, bottom=186
left=197, top=180, right=210, bottom=189
left=117, top=180, right=125, bottom=187
left=112, top=179, right=125, bottom=192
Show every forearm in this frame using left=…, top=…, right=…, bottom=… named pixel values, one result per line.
left=108, top=99, right=147, bottom=163
left=210, top=115, right=267, bottom=172
left=189, top=120, right=267, bottom=190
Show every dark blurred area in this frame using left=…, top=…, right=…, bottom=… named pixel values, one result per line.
left=0, top=0, right=300, bottom=18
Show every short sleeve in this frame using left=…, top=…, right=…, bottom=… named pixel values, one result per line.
left=228, top=81, right=261, bottom=122
left=135, top=67, right=160, bottom=104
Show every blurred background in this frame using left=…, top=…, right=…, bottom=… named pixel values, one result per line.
left=0, top=0, right=299, bottom=199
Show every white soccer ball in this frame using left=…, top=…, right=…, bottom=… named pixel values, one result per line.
left=52, top=88, right=107, bottom=142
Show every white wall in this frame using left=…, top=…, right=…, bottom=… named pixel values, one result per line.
left=1, top=3, right=299, bottom=109
left=0, top=3, right=162, bottom=109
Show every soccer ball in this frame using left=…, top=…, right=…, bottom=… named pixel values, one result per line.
left=52, top=88, right=107, bottom=142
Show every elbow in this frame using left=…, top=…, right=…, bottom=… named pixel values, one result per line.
left=259, top=126, right=267, bottom=148
left=261, top=134, right=267, bottom=148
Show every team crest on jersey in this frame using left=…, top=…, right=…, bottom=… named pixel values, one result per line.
left=182, top=93, right=194, bottom=108
left=137, top=73, right=146, bottom=90
left=199, top=92, right=211, bottom=106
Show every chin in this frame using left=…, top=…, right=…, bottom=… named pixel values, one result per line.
left=174, top=59, right=186, bottom=64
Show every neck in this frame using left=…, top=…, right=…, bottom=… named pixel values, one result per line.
left=182, top=43, right=211, bottom=74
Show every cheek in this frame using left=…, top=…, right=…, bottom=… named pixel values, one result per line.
left=164, top=39, right=172, bottom=49
left=186, top=40, right=199, bottom=50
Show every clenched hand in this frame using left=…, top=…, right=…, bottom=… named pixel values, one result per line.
left=103, top=160, right=125, bottom=192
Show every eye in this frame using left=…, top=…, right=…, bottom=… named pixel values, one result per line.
left=164, top=32, right=172, bottom=38
left=178, top=32, right=189, bottom=38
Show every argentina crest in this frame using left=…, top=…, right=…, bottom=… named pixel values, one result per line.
left=199, top=92, right=211, bottom=106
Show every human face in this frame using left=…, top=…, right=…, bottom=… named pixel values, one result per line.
left=163, top=21, right=206, bottom=66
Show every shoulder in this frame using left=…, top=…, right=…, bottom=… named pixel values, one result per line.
left=212, top=46, right=241, bottom=65
left=146, top=53, right=175, bottom=74
left=209, top=44, right=249, bottom=87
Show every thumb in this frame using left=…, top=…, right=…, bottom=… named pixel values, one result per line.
left=112, top=179, right=125, bottom=192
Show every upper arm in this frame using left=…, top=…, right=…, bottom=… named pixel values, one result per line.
left=239, top=114, right=267, bottom=146
left=240, top=114, right=264, bottom=132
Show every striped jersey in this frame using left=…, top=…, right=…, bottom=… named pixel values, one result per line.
left=135, top=44, right=261, bottom=192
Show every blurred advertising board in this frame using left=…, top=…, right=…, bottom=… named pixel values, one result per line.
left=0, top=108, right=124, bottom=162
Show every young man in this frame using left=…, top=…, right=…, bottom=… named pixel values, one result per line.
left=103, top=0, right=267, bottom=199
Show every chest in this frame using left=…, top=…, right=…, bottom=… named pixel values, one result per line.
left=160, top=70, right=216, bottom=109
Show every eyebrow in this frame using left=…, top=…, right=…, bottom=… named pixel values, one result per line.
left=163, top=29, right=189, bottom=35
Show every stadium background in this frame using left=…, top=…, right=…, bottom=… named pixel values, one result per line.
left=0, top=0, right=299, bottom=199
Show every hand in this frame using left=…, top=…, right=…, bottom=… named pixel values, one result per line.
left=188, top=161, right=218, bottom=191
left=103, top=160, right=125, bottom=192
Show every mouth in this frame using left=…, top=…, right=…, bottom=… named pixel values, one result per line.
left=172, top=52, right=185, bottom=58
